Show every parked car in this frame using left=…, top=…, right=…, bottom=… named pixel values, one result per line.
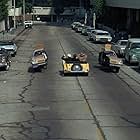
left=91, top=30, right=112, bottom=43
left=124, top=38, right=140, bottom=64
left=0, top=49, right=11, bottom=71
left=71, top=22, right=81, bottom=30
left=99, top=44, right=122, bottom=73
left=113, top=31, right=129, bottom=43
left=24, top=20, right=33, bottom=29
left=82, top=26, right=94, bottom=36
left=0, top=41, right=17, bottom=57
left=87, top=29, right=95, bottom=41
left=74, top=24, right=84, bottom=33
left=112, top=40, right=128, bottom=57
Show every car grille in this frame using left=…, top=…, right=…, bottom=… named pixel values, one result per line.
left=7, top=49, right=14, bottom=51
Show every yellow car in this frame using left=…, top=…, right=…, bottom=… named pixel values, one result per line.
left=62, top=54, right=89, bottom=75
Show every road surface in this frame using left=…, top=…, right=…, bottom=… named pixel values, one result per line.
left=0, top=24, right=140, bottom=140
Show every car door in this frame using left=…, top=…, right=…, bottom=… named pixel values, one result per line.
left=124, top=42, right=131, bottom=61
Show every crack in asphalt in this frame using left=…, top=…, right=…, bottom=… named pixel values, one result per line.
left=18, top=123, right=32, bottom=139
left=121, top=116, right=140, bottom=128
left=29, top=111, right=50, bottom=138
left=57, top=33, right=107, bottom=140
left=0, top=135, right=6, bottom=140
left=76, top=78, right=107, bottom=140
left=18, top=73, right=35, bottom=104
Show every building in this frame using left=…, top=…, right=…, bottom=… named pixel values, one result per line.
left=32, top=6, right=86, bottom=22
left=105, top=0, right=140, bottom=36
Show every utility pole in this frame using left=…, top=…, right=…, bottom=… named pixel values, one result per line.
left=13, top=0, right=16, bottom=28
left=93, top=12, right=96, bottom=29
left=84, top=12, right=87, bottom=25
left=23, top=0, right=26, bottom=23
left=32, top=0, right=35, bottom=22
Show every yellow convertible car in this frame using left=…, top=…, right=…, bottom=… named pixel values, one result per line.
left=62, top=53, right=89, bottom=76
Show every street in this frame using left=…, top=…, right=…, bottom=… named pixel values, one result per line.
left=0, top=24, right=140, bottom=140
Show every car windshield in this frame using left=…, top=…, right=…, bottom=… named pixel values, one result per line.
left=105, top=51, right=116, bottom=56
left=131, top=43, right=140, bottom=49
left=34, top=51, right=43, bottom=56
left=0, top=42, right=14, bottom=46
left=97, top=33, right=109, bottom=36
left=87, top=29, right=93, bottom=32
left=120, top=41, right=127, bottom=45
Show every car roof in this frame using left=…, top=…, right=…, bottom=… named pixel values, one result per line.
left=94, top=30, right=109, bottom=33
left=34, top=48, right=44, bottom=52
left=128, top=38, right=140, bottom=43
left=0, top=40, right=14, bottom=45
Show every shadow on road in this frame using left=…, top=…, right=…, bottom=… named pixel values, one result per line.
left=28, top=66, right=42, bottom=73
left=59, top=70, right=88, bottom=77
left=95, top=65, right=113, bottom=73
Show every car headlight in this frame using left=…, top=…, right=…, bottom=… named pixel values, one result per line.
left=2, top=57, right=5, bottom=63
left=118, top=60, right=123, bottom=64
left=32, top=59, right=37, bottom=64
left=131, top=54, right=137, bottom=60
left=131, top=54, right=137, bottom=59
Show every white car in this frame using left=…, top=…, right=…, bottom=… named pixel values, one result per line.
left=112, top=40, right=128, bottom=57
left=0, top=41, right=17, bottom=57
left=71, top=22, right=81, bottom=30
left=91, top=30, right=112, bottom=43
left=87, top=29, right=95, bottom=40
left=24, top=20, right=33, bottom=29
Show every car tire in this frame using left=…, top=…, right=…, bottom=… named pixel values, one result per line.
left=128, top=56, right=131, bottom=64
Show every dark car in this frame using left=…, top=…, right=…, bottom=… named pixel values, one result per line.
left=0, top=41, right=17, bottom=57
left=0, top=49, right=11, bottom=71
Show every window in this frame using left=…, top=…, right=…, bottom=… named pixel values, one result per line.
left=120, top=41, right=127, bottom=45
left=131, top=43, right=140, bottom=49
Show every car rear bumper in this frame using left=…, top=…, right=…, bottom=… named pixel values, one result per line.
left=32, top=62, right=47, bottom=68
left=64, top=70, right=89, bottom=73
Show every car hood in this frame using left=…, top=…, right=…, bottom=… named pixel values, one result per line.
left=33, top=55, right=45, bottom=63
left=130, top=49, right=140, bottom=54
left=108, top=56, right=122, bottom=64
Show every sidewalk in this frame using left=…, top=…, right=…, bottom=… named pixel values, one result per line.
left=0, top=26, right=24, bottom=41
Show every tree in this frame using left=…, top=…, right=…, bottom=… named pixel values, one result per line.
left=0, top=0, right=8, bottom=21
left=92, top=0, right=105, bottom=18
left=16, top=0, right=33, bottom=13
left=53, top=0, right=64, bottom=21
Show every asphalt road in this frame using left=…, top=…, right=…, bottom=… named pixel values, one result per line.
left=0, top=24, right=140, bottom=140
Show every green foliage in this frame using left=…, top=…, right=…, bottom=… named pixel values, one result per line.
left=0, top=0, right=8, bottom=21
left=53, top=0, right=64, bottom=15
left=16, top=0, right=32, bottom=13
left=93, top=0, right=105, bottom=18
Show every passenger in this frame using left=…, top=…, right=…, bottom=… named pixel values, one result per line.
left=77, top=52, right=87, bottom=62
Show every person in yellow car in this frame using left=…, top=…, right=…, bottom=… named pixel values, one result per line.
left=61, top=52, right=89, bottom=76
